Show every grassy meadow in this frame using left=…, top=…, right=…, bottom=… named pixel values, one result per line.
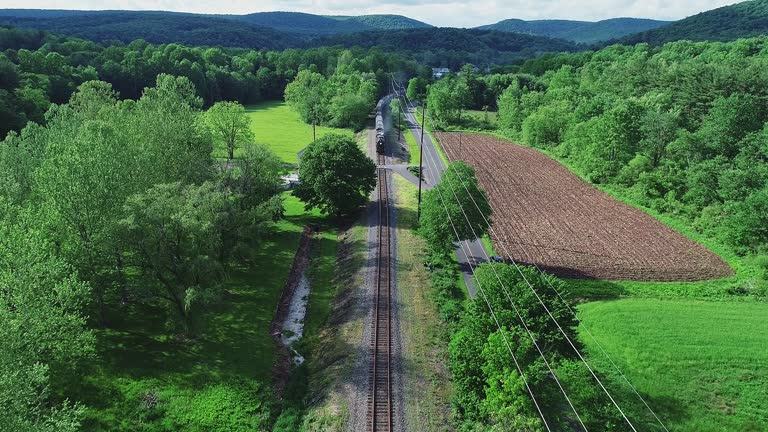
left=578, top=299, right=768, bottom=432
left=243, top=101, right=351, bottom=164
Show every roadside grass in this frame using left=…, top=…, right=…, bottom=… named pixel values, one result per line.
left=578, top=299, right=768, bottom=432
left=80, top=192, right=336, bottom=431
left=394, top=175, right=454, bottom=430
left=300, top=208, right=369, bottom=431
left=239, top=101, right=351, bottom=164
left=404, top=128, right=419, bottom=164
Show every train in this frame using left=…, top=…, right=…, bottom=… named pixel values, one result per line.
left=375, top=94, right=395, bottom=155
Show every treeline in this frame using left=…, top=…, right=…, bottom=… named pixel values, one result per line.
left=0, top=75, right=287, bottom=430
left=428, top=37, right=768, bottom=259
left=313, top=28, right=579, bottom=70
left=284, top=55, right=378, bottom=130
left=0, top=25, right=424, bottom=138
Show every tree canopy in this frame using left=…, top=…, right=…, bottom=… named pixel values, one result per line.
left=294, top=133, right=376, bottom=216
left=420, top=161, right=492, bottom=253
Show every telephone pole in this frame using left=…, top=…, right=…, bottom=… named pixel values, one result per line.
left=417, top=101, right=426, bottom=221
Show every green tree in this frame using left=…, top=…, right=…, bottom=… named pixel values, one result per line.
left=132, top=74, right=213, bottom=185
left=723, top=187, right=768, bottom=253
left=284, top=70, right=328, bottom=139
left=35, top=81, right=141, bottom=324
left=406, top=76, right=427, bottom=103
left=521, top=103, right=571, bottom=147
left=206, top=101, right=254, bottom=161
left=420, top=161, right=491, bottom=253
left=217, top=142, right=284, bottom=261
left=427, top=75, right=470, bottom=127
left=119, top=182, right=230, bottom=335
left=294, top=133, right=376, bottom=217
left=0, top=202, right=94, bottom=432
left=639, top=109, right=679, bottom=167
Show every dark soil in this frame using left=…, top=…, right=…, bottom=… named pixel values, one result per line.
left=437, top=132, right=734, bottom=282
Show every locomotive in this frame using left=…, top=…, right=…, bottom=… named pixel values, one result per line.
left=375, top=95, right=394, bottom=155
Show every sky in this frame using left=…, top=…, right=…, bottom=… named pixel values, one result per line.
left=0, top=0, right=745, bottom=27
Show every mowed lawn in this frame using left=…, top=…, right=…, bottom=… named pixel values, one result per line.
left=81, top=192, right=338, bottom=431
left=245, top=101, right=351, bottom=164
left=578, top=299, right=768, bottom=432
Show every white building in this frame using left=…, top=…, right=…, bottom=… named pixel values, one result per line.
left=432, top=67, right=450, bottom=79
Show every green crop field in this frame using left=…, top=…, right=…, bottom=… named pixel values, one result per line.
left=80, top=192, right=338, bottom=431
left=578, top=298, right=768, bottom=432
left=246, top=101, right=351, bottom=164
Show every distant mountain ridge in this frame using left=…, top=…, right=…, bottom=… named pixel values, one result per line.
left=616, top=0, right=768, bottom=45
left=0, top=11, right=304, bottom=49
left=0, top=9, right=433, bottom=37
left=477, top=17, right=671, bottom=44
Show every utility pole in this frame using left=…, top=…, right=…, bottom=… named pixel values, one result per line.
left=417, top=101, right=426, bottom=221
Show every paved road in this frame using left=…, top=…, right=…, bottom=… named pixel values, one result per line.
left=403, top=105, right=486, bottom=299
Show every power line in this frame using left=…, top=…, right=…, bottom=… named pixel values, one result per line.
left=416, top=106, right=589, bottom=431
left=421, top=141, right=554, bottom=432
left=395, top=72, right=666, bottom=428
left=392, top=74, right=641, bottom=431
left=441, top=131, right=671, bottom=432
left=391, top=75, right=592, bottom=429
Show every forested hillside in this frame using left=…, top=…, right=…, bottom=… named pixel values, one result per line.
left=478, top=18, right=670, bottom=44
left=313, top=28, right=579, bottom=69
left=238, top=12, right=432, bottom=34
left=0, top=11, right=303, bottom=48
left=334, top=14, right=433, bottom=30
left=619, top=0, right=768, bottom=45
left=0, top=9, right=433, bottom=37
left=234, top=11, right=369, bottom=35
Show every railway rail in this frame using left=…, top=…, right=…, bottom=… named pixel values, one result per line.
left=368, top=152, right=392, bottom=432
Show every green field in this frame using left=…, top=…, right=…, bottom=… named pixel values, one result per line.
left=578, top=299, right=768, bottom=432
left=245, top=101, right=351, bottom=164
left=80, top=191, right=338, bottom=431
left=403, top=127, right=419, bottom=163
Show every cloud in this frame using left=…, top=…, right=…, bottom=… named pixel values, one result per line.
left=0, top=0, right=745, bottom=27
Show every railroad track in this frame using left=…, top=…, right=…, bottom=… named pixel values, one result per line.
left=368, top=153, right=392, bottom=432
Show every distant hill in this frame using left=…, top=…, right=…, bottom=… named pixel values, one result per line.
left=312, top=28, right=579, bottom=67
left=0, top=11, right=302, bottom=49
left=478, top=18, right=670, bottom=44
left=332, top=14, right=433, bottom=30
left=0, top=9, right=433, bottom=38
left=618, top=0, right=768, bottom=45
left=233, top=11, right=367, bottom=35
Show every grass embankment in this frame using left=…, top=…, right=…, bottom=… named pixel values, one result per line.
left=394, top=175, right=453, bottom=430
left=404, top=127, right=419, bottom=164
left=579, top=299, right=768, bottom=432
left=242, top=101, right=351, bottom=164
left=82, top=193, right=337, bottom=431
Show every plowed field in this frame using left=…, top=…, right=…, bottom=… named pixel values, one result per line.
left=436, top=132, right=733, bottom=282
